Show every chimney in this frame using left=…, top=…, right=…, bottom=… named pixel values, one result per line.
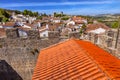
left=29, top=17, right=32, bottom=24
left=46, top=24, right=49, bottom=29
left=38, top=22, right=41, bottom=27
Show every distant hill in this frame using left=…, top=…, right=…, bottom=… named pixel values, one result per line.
left=113, top=13, right=120, bottom=16
left=95, top=13, right=120, bottom=17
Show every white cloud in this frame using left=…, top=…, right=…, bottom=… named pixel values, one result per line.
left=0, top=1, right=112, bottom=8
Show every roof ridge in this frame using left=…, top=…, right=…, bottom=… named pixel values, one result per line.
left=41, top=39, right=70, bottom=51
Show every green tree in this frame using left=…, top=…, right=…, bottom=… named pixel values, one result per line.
left=111, top=22, right=119, bottom=28
left=23, top=10, right=28, bottom=15
left=33, top=12, right=39, bottom=17
left=23, top=10, right=38, bottom=17
left=61, top=17, right=69, bottom=20
left=15, top=10, right=21, bottom=14
left=28, top=11, right=33, bottom=16
left=37, top=16, right=42, bottom=20
left=2, top=17, right=8, bottom=22
left=0, top=8, right=10, bottom=18
left=0, top=17, right=2, bottom=22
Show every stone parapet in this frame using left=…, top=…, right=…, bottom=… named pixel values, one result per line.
left=68, top=32, right=80, bottom=39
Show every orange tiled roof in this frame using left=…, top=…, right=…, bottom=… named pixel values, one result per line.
left=2, top=22, right=15, bottom=27
left=32, top=39, right=120, bottom=80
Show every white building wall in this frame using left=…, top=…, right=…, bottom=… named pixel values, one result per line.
left=18, top=30, right=28, bottom=38
left=40, top=30, right=48, bottom=37
left=53, top=20, right=61, bottom=23
left=67, top=21, right=75, bottom=25
left=0, top=26, right=3, bottom=28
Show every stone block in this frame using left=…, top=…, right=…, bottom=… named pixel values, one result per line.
left=6, top=28, right=19, bottom=39
left=68, top=32, right=80, bottom=39
left=27, top=30, right=40, bottom=39
left=106, top=30, right=114, bottom=37
left=106, top=38, right=113, bottom=47
left=48, top=31, right=60, bottom=39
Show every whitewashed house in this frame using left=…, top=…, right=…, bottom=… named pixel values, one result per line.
left=52, top=18, right=61, bottom=23
left=0, top=25, right=3, bottom=28
left=67, top=21, right=75, bottom=25
left=89, top=28, right=106, bottom=34
left=18, top=29, right=28, bottom=38
left=39, top=24, right=49, bottom=37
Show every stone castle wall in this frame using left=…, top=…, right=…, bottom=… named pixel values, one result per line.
left=86, top=29, right=120, bottom=59
left=48, top=31, right=60, bottom=39
left=27, top=30, right=40, bottom=39
left=0, top=38, right=60, bottom=80
left=68, top=32, right=80, bottom=39
left=6, top=28, right=19, bottom=39
left=0, top=28, right=61, bottom=80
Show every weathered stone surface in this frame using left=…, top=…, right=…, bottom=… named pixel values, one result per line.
left=6, top=28, right=19, bottom=39
left=88, top=33, right=92, bottom=41
left=48, top=31, right=60, bottom=39
left=117, top=37, right=120, bottom=55
left=68, top=32, right=80, bottom=39
left=85, top=29, right=120, bottom=59
left=27, top=30, right=40, bottom=39
left=106, top=30, right=115, bottom=37
left=106, top=38, right=113, bottom=47
left=0, top=38, right=60, bottom=80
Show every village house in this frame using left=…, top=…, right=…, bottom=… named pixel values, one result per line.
left=2, top=22, right=15, bottom=29
left=11, top=12, right=36, bottom=24
left=42, top=16, right=51, bottom=22
left=66, top=21, right=75, bottom=25
left=52, top=17, right=61, bottom=23
left=17, top=27, right=31, bottom=38
left=85, top=22, right=110, bottom=34
left=72, top=16, right=88, bottom=25
left=0, top=24, right=3, bottom=28
left=11, top=13, right=27, bottom=22
left=38, top=23, right=62, bottom=37
left=39, top=24, right=49, bottom=37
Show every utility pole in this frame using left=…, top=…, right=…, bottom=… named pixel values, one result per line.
left=115, top=17, right=120, bottom=48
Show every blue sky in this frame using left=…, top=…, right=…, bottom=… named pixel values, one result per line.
left=0, top=0, right=120, bottom=15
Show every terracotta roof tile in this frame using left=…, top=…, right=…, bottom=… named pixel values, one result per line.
left=17, top=27, right=31, bottom=31
left=2, top=22, right=15, bottom=27
left=32, top=39, right=120, bottom=80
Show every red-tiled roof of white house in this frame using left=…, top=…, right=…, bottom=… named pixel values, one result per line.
left=32, top=39, right=120, bottom=80
left=86, top=23, right=110, bottom=33
left=2, top=22, right=15, bottom=27
left=72, top=16, right=87, bottom=24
